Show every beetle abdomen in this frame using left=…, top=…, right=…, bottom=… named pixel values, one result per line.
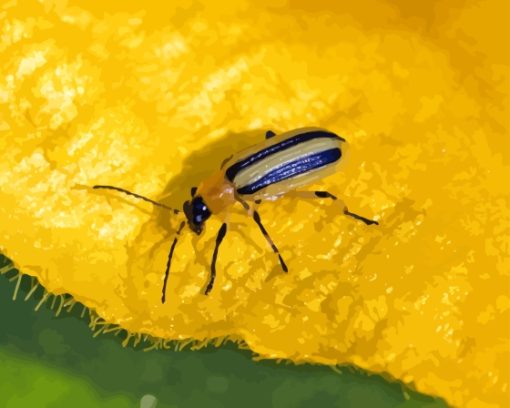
left=226, top=128, right=344, bottom=198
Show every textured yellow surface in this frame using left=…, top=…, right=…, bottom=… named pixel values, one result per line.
left=0, top=1, right=509, bottom=407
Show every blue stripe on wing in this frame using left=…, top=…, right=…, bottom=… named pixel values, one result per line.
left=236, top=148, right=341, bottom=195
left=226, top=130, right=343, bottom=182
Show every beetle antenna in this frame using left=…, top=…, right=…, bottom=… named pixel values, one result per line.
left=161, top=220, right=186, bottom=303
left=93, top=185, right=180, bottom=213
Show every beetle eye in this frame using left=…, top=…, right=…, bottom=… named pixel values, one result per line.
left=191, top=196, right=211, bottom=226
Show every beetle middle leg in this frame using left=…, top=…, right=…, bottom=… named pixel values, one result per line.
left=234, top=196, right=287, bottom=272
left=289, top=191, right=379, bottom=226
left=251, top=210, right=288, bottom=273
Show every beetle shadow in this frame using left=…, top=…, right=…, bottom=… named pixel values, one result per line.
left=147, top=128, right=273, bottom=240
left=159, top=128, right=270, bottom=211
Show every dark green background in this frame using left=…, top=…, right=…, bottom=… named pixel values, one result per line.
left=0, top=255, right=447, bottom=408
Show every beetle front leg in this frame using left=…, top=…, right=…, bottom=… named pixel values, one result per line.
left=205, top=222, right=228, bottom=295
left=161, top=220, right=186, bottom=304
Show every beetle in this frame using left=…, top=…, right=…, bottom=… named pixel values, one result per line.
left=93, top=127, right=378, bottom=303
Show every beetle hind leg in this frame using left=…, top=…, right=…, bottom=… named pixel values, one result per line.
left=343, top=208, right=378, bottom=225
left=220, top=154, right=234, bottom=169
left=290, top=190, right=379, bottom=226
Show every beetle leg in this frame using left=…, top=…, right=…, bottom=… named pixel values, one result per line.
left=289, top=190, right=379, bottom=226
left=161, top=220, right=186, bottom=304
left=252, top=210, right=288, bottom=273
left=265, top=130, right=276, bottom=139
left=314, top=191, right=337, bottom=200
left=190, top=186, right=197, bottom=197
left=234, top=193, right=254, bottom=215
left=205, top=222, right=228, bottom=295
left=220, top=154, right=234, bottom=169
left=286, top=190, right=337, bottom=200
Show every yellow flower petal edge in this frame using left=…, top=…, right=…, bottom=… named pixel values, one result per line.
left=1, top=1, right=508, bottom=407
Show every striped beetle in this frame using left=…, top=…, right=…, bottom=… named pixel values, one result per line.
left=93, top=127, right=378, bottom=303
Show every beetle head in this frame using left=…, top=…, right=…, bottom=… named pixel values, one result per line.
left=183, top=195, right=211, bottom=235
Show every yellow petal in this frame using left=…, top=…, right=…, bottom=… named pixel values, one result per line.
left=0, top=1, right=508, bottom=407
